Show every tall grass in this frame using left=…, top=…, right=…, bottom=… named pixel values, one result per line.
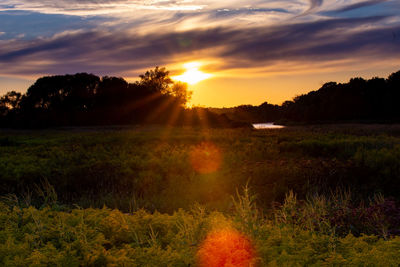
left=2, top=125, right=400, bottom=213
left=1, top=188, right=400, bottom=266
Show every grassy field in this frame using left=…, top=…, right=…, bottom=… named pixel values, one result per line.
left=2, top=124, right=400, bottom=266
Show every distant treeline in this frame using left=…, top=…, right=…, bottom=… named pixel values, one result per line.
left=212, top=70, right=400, bottom=124
left=1, top=69, right=400, bottom=127
left=209, top=102, right=282, bottom=123
left=0, top=67, right=245, bottom=128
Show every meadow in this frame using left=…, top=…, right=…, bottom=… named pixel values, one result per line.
left=2, top=124, right=400, bottom=266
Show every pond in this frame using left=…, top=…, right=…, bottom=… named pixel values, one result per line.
left=252, top=123, right=285, bottom=129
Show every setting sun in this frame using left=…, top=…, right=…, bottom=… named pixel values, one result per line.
left=173, top=62, right=212, bottom=85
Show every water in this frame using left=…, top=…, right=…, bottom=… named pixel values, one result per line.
left=252, top=123, right=285, bottom=129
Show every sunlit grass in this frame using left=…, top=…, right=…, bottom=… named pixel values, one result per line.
left=2, top=188, right=400, bottom=266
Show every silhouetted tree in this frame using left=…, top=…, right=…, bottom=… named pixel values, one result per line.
left=0, top=91, right=22, bottom=126
left=170, top=82, right=192, bottom=107
left=0, top=67, right=207, bottom=127
left=16, top=73, right=100, bottom=126
left=281, top=70, right=400, bottom=123
left=211, top=70, right=400, bottom=124
left=138, top=66, right=173, bottom=93
left=3, top=68, right=399, bottom=127
left=0, top=91, right=22, bottom=112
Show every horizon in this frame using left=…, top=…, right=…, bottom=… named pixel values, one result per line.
left=1, top=68, right=399, bottom=109
left=1, top=0, right=400, bottom=107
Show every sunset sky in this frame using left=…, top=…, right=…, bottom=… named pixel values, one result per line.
left=0, top=0, right=399, bottom=107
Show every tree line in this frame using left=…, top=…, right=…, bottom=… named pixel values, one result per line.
left=1, top=68, right=400, bottom=127
left=0, top=67, right=246, bottom=128
left=213, top=70, right=400, bottom=124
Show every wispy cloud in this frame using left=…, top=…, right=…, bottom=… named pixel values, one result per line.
left=302, top=0, right=323, bottom=15
left=0, top=0, right=399, bottom=81
left=1, top=15, right=399, bottom=79
left=0, top=0, right=208, bottom=15
left=329, top=0, right=388, bottom=13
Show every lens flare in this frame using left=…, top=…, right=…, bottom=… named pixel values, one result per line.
left=189, top=142, right=222, bottom=174
left=197, top=229, right=256, bottom=267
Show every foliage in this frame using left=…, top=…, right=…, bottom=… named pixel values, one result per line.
left=212, top=70, right=400, bottom=124
left=1, top=125, right=400, bottom=265
left=210, top=102, right=282, bottom=123
left=170, top=82, right=192, bottom=107
left=2, top=125, right=400, bottom=213
left=273, top=190, right=400, bottom=238
left=3, top=69, right=400, bottom=127
left=138, top=66, right=173, bottom=94
left=1, top=190, right=400, bottom=266
left=0, top=67, right=213, bottom=128
left=281, top=74, right=400, bottom=122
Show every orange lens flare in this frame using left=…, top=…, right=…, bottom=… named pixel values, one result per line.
left=189, top=142, right=222, bottom=174
left=197, top=229, right=256, bottom=267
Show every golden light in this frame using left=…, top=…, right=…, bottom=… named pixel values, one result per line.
left=197, top=228, right=256, bottom=267
left=189, top=142, right=222, bottom=174
left=173, top=62, right=212, bottom=85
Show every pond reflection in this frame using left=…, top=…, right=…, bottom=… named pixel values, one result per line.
left=252, top=123, right=285, bottom=129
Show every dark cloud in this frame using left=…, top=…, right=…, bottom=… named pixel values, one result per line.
left=329, top=0, right=388, bottom=13
left=0, top=15, right=399, bottom=77
left=309, top=0, right=323, bottom=10
left=302, top=0, right=323, bottom=14
left=213, top=8, right=290, bottom=18
left=220, top=16, right=400, bottom=63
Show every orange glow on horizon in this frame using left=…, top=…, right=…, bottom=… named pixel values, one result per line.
left=197, top=228, right=256, bottom=267
left=177, top=64, right=399, bottom=108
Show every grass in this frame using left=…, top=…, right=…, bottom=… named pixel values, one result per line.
left=2, top=124, right=400, bottom=265
left=2, top=124, right=400, bottom=212
left=1, top=188, right=400, bottom=266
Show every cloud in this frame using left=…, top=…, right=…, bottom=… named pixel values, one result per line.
left=306, top=0, right=323, bottom=13
left=0, top=15, right=399, bottom=79
left=221, top=16, right=397, bottom=61
left=0, top=0, right=311, bottom=18
left=0, top=0, right=207, bottom=15
left=329, top=0, right=388, bottom=13
left=0, top=0, right=399, bottom=82
left=0, top=1, right=303, bottom=38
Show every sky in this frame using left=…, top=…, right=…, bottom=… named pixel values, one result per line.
left=0, top=0, right=399, bottom=107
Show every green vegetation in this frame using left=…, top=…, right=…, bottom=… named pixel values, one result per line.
left=2, top=125, right=400, bottom=265
left=2, top=188, right=400, bottom=266
left=2, top=125, right=400, bottom=211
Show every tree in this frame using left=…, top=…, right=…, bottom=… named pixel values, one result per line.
left=95, top=76, right=128, bottom=108
left=0, top=91, right=22, bottom=110
left=138, top=66, right=192, bottom=107
left=23, top=73, right=100, bottom=112
left=170, top=81, right=192, bottom=107
left=138, top=66, right=173, bottom=93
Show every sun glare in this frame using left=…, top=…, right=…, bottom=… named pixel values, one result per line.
left=189, top=142, right=222, bottom=174
left=197, top=228, right=256, bottom=267
left=173, top=62, right=212, bottom=85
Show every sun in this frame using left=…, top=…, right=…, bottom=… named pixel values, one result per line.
left=173, top=62, right=212, bottom=85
